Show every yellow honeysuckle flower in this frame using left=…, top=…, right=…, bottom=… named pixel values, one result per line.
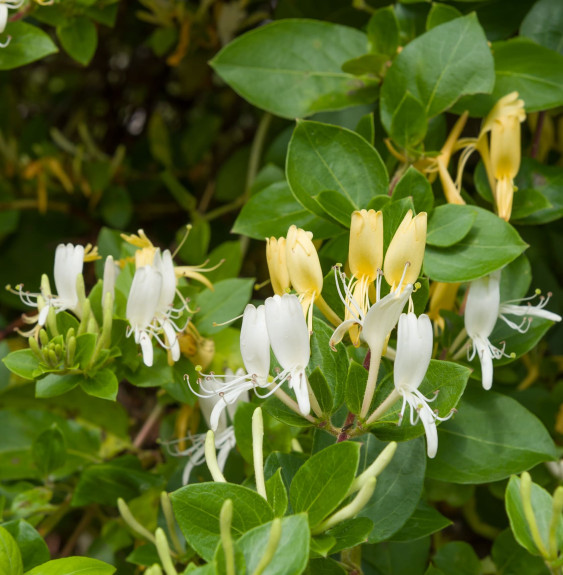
left=427, top=281, right=460, bottom=332
left=121, top=229, right=154, bottom=250
left=266, top=236, right=291, bottom=295
left=383, top=210, right=427, bottom=291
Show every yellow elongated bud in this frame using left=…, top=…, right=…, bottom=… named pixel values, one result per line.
left=349, top=210, right=383, bottom=281
left=428, top=281, right=460, bottom=331
left=266, top=237, right=291, bottom=295
left=285, top=226, right=323, bottom=298
left=383, top=210, right=427, bottom=289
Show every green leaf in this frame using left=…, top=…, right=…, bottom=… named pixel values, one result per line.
left=511, top=189, right=552, bottom=221
left=36, top=373, right=83, bottom=398
left=358, top=436, right=426, bottom=542
left=287, top=121, right=389, bottom=218
left=309, top=317, right=349, bottom=409
left=25, top=557, right=116, bottom=575
left=237, top=514, right=309, bottom=575
left=382, top=197, right=415, bottom=251
left=423, top=206, right=528, bottom=282
left=0, top=525, right=23, bottom=575
left=2, top=349, right=40, bottom=380
left=74, top=333, right=97, bottom=369
left=32, top=424, right=67, bottom=476
left=506, top=475, right=563, bottom=557
left=427, top=387, right=558, bottom=484
left=345, top=360, right=367, bottom=416
left=370, top=360, right=470, bottom=443
left=265, top=468, right=288, bottom=517
left=80, top=368, right=118, bottom=401
left=264, top=392, right=314, bottom=428
left=211, top=20, right=376, bottom=119
left=264, top=452, right=306, bottom=497
left=426, top=204, right=476, bottom=247
left=170, top=482, right=274, bottom=561
left=367, top=7, right=400, bottom=56
left=431, top=541, right=481, bottom=575
left=72, top=456, right=164, bottom=506
left=316, top=190, right=356, bottom=227
left=1, top=520, right=50, bottom=572
left=327, top=517, right=373, bottom=554
left=308, top=368, right=333, bottom=416
left=232, top=182, right=342, bottom=240
left=195, top=278, right=254, bottom=336
left=491, top=529, right=550, bottom=575
left=520, top=0, right=563, bottom=55
left=355, top=113, right=375, bottom=145
left=0, top=22, right=58, bottom=70
left=341, top=54, right=387, bottom=77
left=56, top=17, right=98, bottom=66
left=380, top=14, right=494, bottom=132
left=392, top=167, right=434, bottom=214
left=363, top=537, right=431, bottom=575
left=305, top=558, right=346, bottom=575
left=426, top=4, right=462, bottom=30
left=491, top=38, right=563, bottom=112
left=290, top=442, right=360, bottom=527
left=390, top=92, right=427, bottom=148
left=390, top=500, right=452, bottom=542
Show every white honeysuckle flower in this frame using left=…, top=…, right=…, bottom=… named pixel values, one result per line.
left=464, top=271, right=503, bottom=390
left=11, top=243, right=85, bottom=328
left=102, top=255, right=117, bottom=300
left=188, top=304, right=271, bottom=430
left=499, top=290, right=562, bottom=330
left=126, top=265, right=162, bottom=367
left=0, top=0, right=24, bottom=47
left=265, top=293, right=311, bottom=415
left=394, top=313, right=453, bottom=459
left=330, top=265, right=413, bottom=353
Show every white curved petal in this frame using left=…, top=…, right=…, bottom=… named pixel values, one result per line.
left=154, top=249, right=177, bottom=312
left=329, top=319, right=359, bottom=350
left=500, top=303, right=562, bottom=322
left=362, top=284, right=412, bottom=352
left=54, top=243, right=84, bottom=311
left=265, top=294, right=310, bottom=371
left=419, top=403, right=438, bottom=458
left=240, top=304, right=270, bottom=379
left=139, top=331, right=154, bottom=367
left=291, top=369, right=310, bottom=415
left=394, top=313, right=433, bottom=393
left=126, top=266, right=162, bottom=329
left=465, top=271, right=500, bottom=339
left=102, top=256, right=117, bottom=299
left=474, top=336, right=493, bottom=390
left=0, top=6, right=8, bottom=35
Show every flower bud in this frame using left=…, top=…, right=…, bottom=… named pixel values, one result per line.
left=285, top=226, right=323, bottom=298
left=383, top=210, right=427, bottom=289
left=348, top=209, right=383, bottom=281
left=266, top=237, right=291, bottom=295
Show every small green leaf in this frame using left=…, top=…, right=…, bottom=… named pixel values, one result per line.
left=316, top=190, right=356, bottom=228
left=390, top=500, right=452, bottom=542
left=432, top=541, right=481, bottom=575
left=390, top=92, right=427, bottom=148
left=327, top=517, right=373, bottom=554
left=520, top=0, right=563, bottom=55
left=265, top=468, right=288, bottom=518
left=0, top=22, right=58, bottom=70
left=1, top=520, right=50, bottom=572
left=170, top=482, right=274, bottom=561
left=80, top=368, right=118, bottom=400
left=345, top=360, right=367, bottom=416
left=74, top=333, right=97, bottom=369
left=427, top=387, right=558, bottom=484
left=57, top=17, right=98, bottom=66
left=491, top=529, right=550, bottom=575
left=356, top=113, right=375, bottom=145
left=0, top=525, right=23, bottom=575
left=25, top=557, right=116, bottom=575
left=308, top=368, right=333, bottom=416
left=2, top=349, right=40, bottom=380
left=392, top=167, right=434, bottom=214
left=426, top=4, right=462, bottom=30
left=426, top=204, right=476, bottom=247
left=36, top=373, right=83, bottom=398
left=32, top=424, right=67, bottom=476
left=290, top=442, right=360, bottom=527
left=367, top=6, right=400, bottom=56
left=511, top=189, right=552, bottom=221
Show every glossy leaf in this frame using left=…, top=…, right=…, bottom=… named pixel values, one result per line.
left=25, top=557, right=116, bottom=575
left=520, top=0, right=563, bottom=55
left=80, top=368, right=119, bottom=401
left=287, top=121, right=388, bottom=218
left=0, top=525, right=23, bottom=575
left=431, top=541, right=481, bottom=575
left=390, top=92, right=427, bottom=148
left=392, top=167, right=434, bottom=214
left=0, top=22, right=58, bottom=70
left=265, top=468, right=288, bottom=517
left=390, top=500, right=452, bottom=542
left=211, top=20, right=376, bottom=119
left=57, top=16, right=98, bottom=66
left=32, top=424, right=67, bottom=476
left=426, top=204, right=476, bottom=247
left=1, top=520, right=50, bottom=572
left=367, top=7, right=399, bottom=56
left=491, top=529, right=550, bottom=575
left=427, top=387, right=558, bottom=483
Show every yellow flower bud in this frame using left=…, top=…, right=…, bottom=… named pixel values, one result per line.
left=427, top=281, right=460, bottom=331
left=349, top=210, right=383, bottom=282
left=135, top=247, right=157, bottom=268
left=266, top=237, right=291, bottom=296
left=285, top=226, right=323, bottom=299
left=383, top=210, right=427, bottom=289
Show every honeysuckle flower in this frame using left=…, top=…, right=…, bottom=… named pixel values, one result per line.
left=125, top=265, right=162, bottom=367
left=102, top=255, right=117, bottom=301
left=285, top=225, right=324, bottom=329
left=427, top=281, right=460, bottom=333
left=265, top=293, right=311, bottom=415
left=464, top=271, right=503, bottom=390
left=499, top=291, right=562, bottom=329
left=384, top=210, right=427, bottom=291
left=0, top=0, right=24, bottom=47
left=346, top=209, right=383, bottom=345
left=394, top=313, right=453, bottom=458
left=266, top=236, right=291, bottom=295
left=9, top=243, right=85, bottom=330
left=171, top=369, right=247, bottom=485
left=189, top=304, right=271, bottom=430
